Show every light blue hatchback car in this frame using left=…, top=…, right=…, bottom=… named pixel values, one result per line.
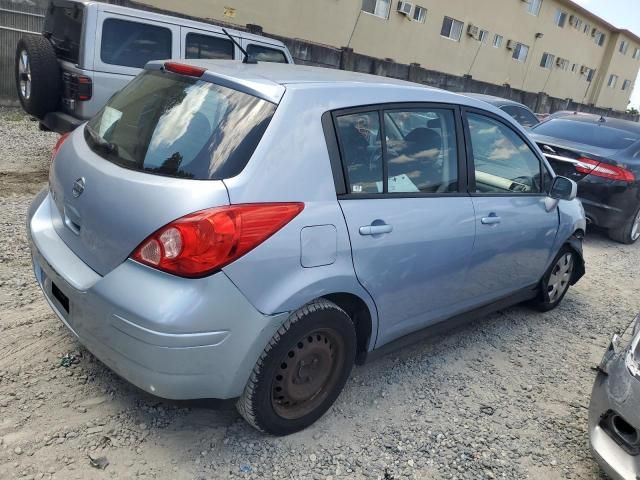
left=27, top=60, right=586, bottom=435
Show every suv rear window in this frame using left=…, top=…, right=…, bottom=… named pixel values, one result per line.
left=43, top=1, right=84, bottom=63
left=85, top=70, right=276, bottom=180
left=533, top=119, right=640, bottom=150
left=247, top=44, right=288, bottom=63
left=101, top=19, right=172, bottom=68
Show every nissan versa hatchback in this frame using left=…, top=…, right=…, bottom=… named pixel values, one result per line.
left=28, top=61, right=586, bottom=435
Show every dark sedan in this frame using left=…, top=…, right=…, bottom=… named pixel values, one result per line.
left=462, top=93, right=540, bottom=128
left=530, top=114, right=640, bottom=244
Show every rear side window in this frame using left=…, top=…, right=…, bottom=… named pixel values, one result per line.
left=533, top=119, right=640, bottom=150
left=85, top=70, right=276, bottom=180
left=467, top=113, right=542, bottom=194
left=43, top=1, right=84, bottom=63
left=101, top=19, right=172, bottom=68
left=501, top=105, right=539, bottom=128
left=247, top=44, right=288, bottom=63
left=185, top=33, right=233, bottom=60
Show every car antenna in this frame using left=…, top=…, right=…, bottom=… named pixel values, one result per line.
left=222, top=28, right=256, bottom=64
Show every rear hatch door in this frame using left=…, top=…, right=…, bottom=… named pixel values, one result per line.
left=49, top=67, right=277, bottom=276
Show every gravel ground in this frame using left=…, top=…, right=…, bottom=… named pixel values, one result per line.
left=0, top=107, right=638, bottom=480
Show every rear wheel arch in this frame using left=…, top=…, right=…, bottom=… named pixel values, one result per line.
left=322, top=293, right=373, bottom=365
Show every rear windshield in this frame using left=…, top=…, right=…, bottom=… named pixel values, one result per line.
left=43, top=0, right=83, bottom=64
left=85, top=70, right=276, bottom=180
left=533, top=119, right=640, bottom=150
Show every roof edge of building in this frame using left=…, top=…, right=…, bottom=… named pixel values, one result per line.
left=560, top=0, right=640, bottom=44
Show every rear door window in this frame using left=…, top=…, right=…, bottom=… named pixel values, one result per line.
left=85, top=70, right=276, bottom=180
left=101, top=18, right=172, bottom=68
left=43, top=1, right=84, bottom=63
left=185, top=33, right=234, bottom=60
left=467, top=113, right=543, bottom=194
left=247, top=44, right=288, bottom=63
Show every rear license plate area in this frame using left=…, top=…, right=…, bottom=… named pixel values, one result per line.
left=51, top=282, right=70, bottom=314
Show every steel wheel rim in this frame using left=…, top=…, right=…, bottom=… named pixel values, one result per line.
left=18, top=50, right=31, bottom=100
left=271, top=328, right=345, bottom=420
left=631, top=210, right=640, bottom=241
left=547, top=253, right=574, bottom=303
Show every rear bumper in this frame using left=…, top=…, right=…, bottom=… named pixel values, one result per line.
left=27, top=189, right=288, bottom=399
left=578, top=178, right=639, bottom=230
left=589, top=316, right=640, bottom=480
left=41, top=111, right=83, bottom=134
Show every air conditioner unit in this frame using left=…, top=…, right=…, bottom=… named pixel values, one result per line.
left=467, top=24, right=480, bottom=38
left=580, top=66, right=587, bottom=74
left=396, top=1, right=413, bottom=15
left=569, top=15, right=576, bottom=25
left=591, top=28, right=597, bottom=37
left=506, top=39, right=515, bottom=50
left=556, top=57, right=564, bottom=67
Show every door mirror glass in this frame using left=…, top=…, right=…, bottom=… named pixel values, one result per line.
left=549, top=176, right=577, bottom=201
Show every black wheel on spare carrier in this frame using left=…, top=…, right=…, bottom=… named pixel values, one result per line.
left=15, top=35, right=61, bottom=118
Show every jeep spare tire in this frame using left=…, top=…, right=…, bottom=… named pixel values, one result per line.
left=15, top=35, right=61, bottom=118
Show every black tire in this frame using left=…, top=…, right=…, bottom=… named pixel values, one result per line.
left=531, top=246, right=576, bottom=312
left=608, top=206, right=640, bottom=245
left=236, top=299, right=356, bottom=435
left=15, top=35, right=61, bottom=118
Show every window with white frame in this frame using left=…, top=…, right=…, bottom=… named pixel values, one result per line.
left=622, top=79, right=632, bottom=91
left=512, top=43, right=529, bottom=62
left=634, top=48, right=640, bottom=60
left=594, top=31, right=606, bottom=47
left=571, top=63, right=577, bottom=73
left=527, top=0, right=542, bottom=16
left=361, top=0, right=391, bottom=19
left=583, top=23, right=591, bottom=34
left=440, top=16, right=464, bottom=41
left=413, top=5, right=427, bottom=23
left=479, top=29, right=489, bottom=44
left=540, top=52, right=554, bottom=69
left=587, top=68, right=595, bottom=82
left=620, top=40, right=630, bottom=54
left=554, top=9, right=567, bottom=27
left=608, top=74, right=619, bottom=88
left=493, top=34, right=503, bottom=48
left=573, top=17, right=583, bottom=30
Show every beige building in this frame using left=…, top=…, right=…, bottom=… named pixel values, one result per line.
left=137, top=0, right=640, bottom=111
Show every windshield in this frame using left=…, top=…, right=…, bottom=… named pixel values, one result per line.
left=85, top=70, right=276, bottom=180
left=43, top=1, right=83, bottom=64
left=533, top=119, right=640, bottom=150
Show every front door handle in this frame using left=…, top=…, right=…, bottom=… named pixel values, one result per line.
left=481, top=214, right=501, bottom=225
left=359, top=224, right=393, bottom=236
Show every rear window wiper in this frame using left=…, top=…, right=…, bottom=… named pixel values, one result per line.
left=85, top=125, right=118, bottom=155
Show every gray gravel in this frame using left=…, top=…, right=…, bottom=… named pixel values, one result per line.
left=0, top=107, right=637, bottom=479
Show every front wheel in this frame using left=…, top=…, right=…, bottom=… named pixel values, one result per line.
left=531, top=247, right=576, bottom=312
left=608, top=206, right=640, bottom=245
left=236, top=299, right=356, bottom=435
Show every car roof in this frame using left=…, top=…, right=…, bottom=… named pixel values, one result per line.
left=542, top=112, right=640, bottom=135
left=460, top=93, right=530, bottom=110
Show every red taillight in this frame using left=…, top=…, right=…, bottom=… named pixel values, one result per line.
left=131, top=203, right=305, bottom=277
left=50, top=132, right=70, bottom=162
left=575, top=157, right=635, bottom=182
left=163, top=62, right=206, bottom=77
left=75, top=75, right=92, bottom=101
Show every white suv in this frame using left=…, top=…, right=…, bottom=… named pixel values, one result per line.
left=14, top=0, right=294, bottom=133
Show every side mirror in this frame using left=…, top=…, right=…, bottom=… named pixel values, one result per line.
left=549, top=176, right=577, bottom=201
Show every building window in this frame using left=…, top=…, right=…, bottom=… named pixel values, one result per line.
left=554, top=9, right=567, bottom=28
left=622, top=79, right=632, bottom=91
left=583, top=23, right=591, bottom=35
left=594, top=31, right=606, bottom=47
left=493, top=34, right=503, bottom=48
left=573, top=17, right=583, bottom=30
left=571, top=63, right=577, bottom=73
left=361, top=0, right=391, bottom=19
left=634, top=48, right=640, bottom=60
left=512, top=43, right=529, bottom=62
left=478, top=29, right=489, bottom=44
left=413, top=5, right=427, bottom=23
left=527, top=0, right=542, bottom=16
left=608, top=74, right=619, bottom=88
left=587, top=68, right=595, bottom=82
left=620, top=40, right=630, bottom=54
left=557, top=58, right=569, bottom=70
left=440, top=16, right=464, bottom=41
left=540, top=52, right=555, bottom=69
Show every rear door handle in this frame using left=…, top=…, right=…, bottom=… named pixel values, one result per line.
left=481, top=214, right=501, bottom=225
left=359, top=224, right=393, bottom=236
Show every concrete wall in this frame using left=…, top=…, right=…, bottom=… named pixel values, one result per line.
left=134, top=0, right=640, bottom=111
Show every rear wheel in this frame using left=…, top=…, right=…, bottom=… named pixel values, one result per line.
left=236, top=299, right=356, bottom=435
left=531, top=247, right=575, bottom=312
left=14, top=36, right=61, bottom=118
left=608, top=207, right=640, bottom=245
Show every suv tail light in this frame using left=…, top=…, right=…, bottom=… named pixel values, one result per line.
left=575, top=157, right=635, bottom=182
left=131, top=203, right=304, bottom=277
left=63, top=72, right=92, bottom=102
